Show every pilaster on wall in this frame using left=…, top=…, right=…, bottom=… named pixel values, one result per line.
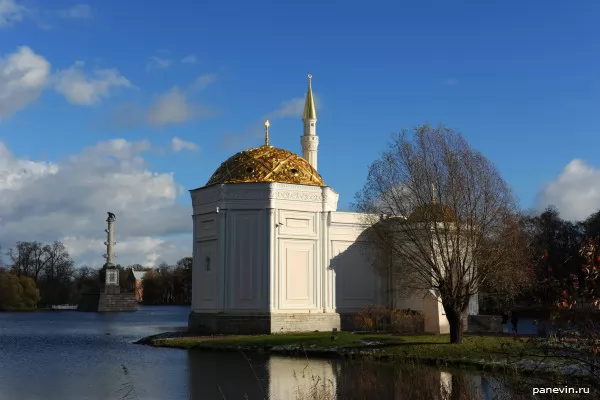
left=217, top=209, right=227, bottom=311
left=267, top=208, right=276, bottom=311
left=321, top=211, right=333, bottom=312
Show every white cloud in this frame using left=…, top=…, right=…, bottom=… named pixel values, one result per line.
left=0, top=138, right=192, bottom=268
left=146, top=56, right=172, bottom=71
left=535, top=159, right=600, bottom=221
left=0, top=2, right=94, bottom=29
left=58, top=4, right=92, bottom=19
left=171, top=137, right=198, bottom=152
left=109, top=74, right=216, bottom=129
left=181, top=55, right=198, bottom=64
left=219, top=94, right=320, bottom=148
left=0, top=46, right=50, bottom=119
left=147, top=87, right=212, bottom=127
left=266, top=94, right=321, bottom=119
left=54, top=61, right=133, bottom=105
left=0, top=0, right=25, bottom=28
left=188, top=73, right=216, bottom=92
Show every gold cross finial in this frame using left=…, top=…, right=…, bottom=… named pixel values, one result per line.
left=264, top=120, right=270, bottom=146
left=431, top=183, right=436, bottom=204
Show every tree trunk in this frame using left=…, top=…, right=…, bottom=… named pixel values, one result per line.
left=446, top=309, right=464, bottom=344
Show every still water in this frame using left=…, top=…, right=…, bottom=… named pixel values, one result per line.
left=0, top=306, right=508, bottom=400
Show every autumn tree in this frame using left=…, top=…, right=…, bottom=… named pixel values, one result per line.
left=354, top=124, right=524, bottom=343
left=522, top=207, right=584, bottom=307
left=0, top=271, right=40, bottom=310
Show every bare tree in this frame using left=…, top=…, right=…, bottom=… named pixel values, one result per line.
left=7, top=241, right=49, bottom=281
left=354, top=124, right=525, bottom=343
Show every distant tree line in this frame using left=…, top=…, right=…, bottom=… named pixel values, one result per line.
left=0, top=240, right=192, bottom=310
left=479, top=206, right=600, bottom=313
left=141, top=258, right=192, bottom=305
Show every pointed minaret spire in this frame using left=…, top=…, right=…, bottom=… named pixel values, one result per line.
left=301, top=74, right=319, bottom=170
left=303, top=74, right=317, bottom=120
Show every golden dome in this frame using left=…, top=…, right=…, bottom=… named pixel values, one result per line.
left=205, top=145, right=325, bottom=187
left=408, top=204, right=457, bottom=222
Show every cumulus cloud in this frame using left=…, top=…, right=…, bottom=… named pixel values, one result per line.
left=181, top=55, right=198, bottom=64
left=171, top=137, right=198, bottom=152
left=266, top=94, right=322, bottom=119
left=54, top=61, right=133, bottom=105
left=189, top=73, right=216, bottom=92
left=57, top=4, right=92, bottom=19
left=108, top=73, right=216, bottom=129
left=0, top=46, right=51, bottom=119
left=0, top=138, right=192, bottom=267
left=147, top=87, right=213, bottom=127
left=0, top=0, right=24, bottom=27
left=0, top=1, right=93, bottom=28
left=220, top=93, right=321, bottom=148
left=535, top=159, right=600, bottom=221
left=146, top=56, right=172, bottom=71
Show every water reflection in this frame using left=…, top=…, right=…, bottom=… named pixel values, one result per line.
left=187, top=351, right=508, bottom=400
left=1, top=307, right=516, bottom=400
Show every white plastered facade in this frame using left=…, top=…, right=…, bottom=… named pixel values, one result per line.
left=189, top=182, right=458, bottom=334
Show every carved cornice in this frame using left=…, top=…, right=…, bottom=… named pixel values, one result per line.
left=191, top=182, right=341, bottom=208
left=221, top=188, right=324, bottom=202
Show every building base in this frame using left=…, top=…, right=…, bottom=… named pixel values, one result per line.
left=77, top=293, right=138, bottom=312
left=188, top=311, right=341, bottom=334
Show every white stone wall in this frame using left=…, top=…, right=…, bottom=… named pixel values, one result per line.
left=226, top=209, right=269, bottom=310
left=189, top=182, right=459, bottom=334
left=190, top=182, right=340, bottom=322
left=191, top=213, right=219, bottom=312
left=329, top=212, right=383, bottom=313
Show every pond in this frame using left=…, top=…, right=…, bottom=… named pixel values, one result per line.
left=0, top=306, right=516, bottom=399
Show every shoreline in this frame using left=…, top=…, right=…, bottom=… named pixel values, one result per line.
left=134, top=331, right=593, bottom=381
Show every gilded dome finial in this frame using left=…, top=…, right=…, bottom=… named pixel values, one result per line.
left=264, top=120, right=270, bottom=146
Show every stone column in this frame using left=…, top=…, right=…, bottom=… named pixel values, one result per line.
left=103, top=212, right=120, bottom=293
left=104, top=213, right=116, bottom=266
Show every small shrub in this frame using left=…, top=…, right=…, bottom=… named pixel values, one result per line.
left=353, top=305, right=424, bottom=334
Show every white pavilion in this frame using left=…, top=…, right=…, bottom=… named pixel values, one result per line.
left=188, top=75, right=475, bottom=334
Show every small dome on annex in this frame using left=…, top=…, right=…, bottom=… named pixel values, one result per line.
left=407, top=203, right=458, bottom=222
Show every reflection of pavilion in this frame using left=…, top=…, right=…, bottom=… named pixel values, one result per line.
left=268, top=357, right=337, bottom=400
left=440, top=371, right=499, bottom=399
left=186, top=350, right=504, bottom=400
left=186, top=351, right=337, bottom=400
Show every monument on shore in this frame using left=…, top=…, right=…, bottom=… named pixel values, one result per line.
left=77, top=212, right=138, bottom=312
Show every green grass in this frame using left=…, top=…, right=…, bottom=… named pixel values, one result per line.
left=145, top=332, right=533, bottom=366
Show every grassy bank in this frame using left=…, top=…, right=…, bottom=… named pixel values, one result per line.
left=136, top=331, right=562, bottom=373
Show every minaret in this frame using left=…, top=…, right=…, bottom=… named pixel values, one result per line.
left=301, top=74, right=318, bottom=170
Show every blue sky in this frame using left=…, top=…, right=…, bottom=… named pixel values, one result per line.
left=0, top=0, right=599, bottom=266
